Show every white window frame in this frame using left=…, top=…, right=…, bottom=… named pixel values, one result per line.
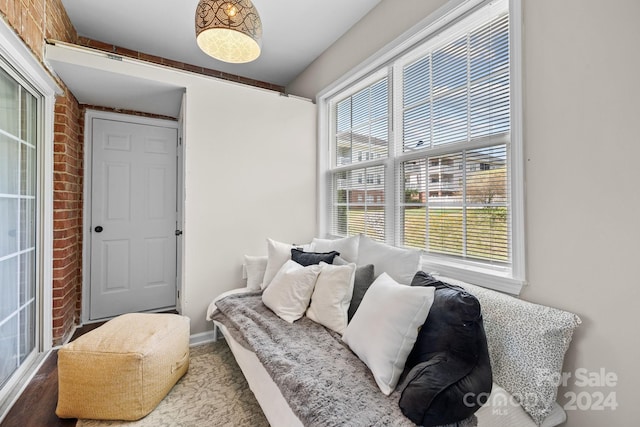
left=317, top=0, right=524, bottom=294
left=0, top=18, right=61, bottom=420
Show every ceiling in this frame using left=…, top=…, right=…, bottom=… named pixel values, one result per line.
left=60, top=0, right=382, bottom=88
left=45, top=47, right=187, bottom=117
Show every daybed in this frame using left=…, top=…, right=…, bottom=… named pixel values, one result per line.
left=207, top=236, right=580, bottom=427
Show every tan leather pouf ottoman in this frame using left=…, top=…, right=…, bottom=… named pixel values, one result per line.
left=56, top=313, right=190, bottom=420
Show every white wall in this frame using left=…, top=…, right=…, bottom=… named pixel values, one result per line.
left=183, top=85, right=317, bottom=334
left=288, top=0, right=639, bottom=426
left=287, top=0, right=448, bottom=99
left=45, top=45, right=317, bottom=337
left=520, top=1, right=639, bottom=425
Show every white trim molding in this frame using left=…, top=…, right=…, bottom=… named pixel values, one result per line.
left=189, top=330, right=217, bottom=347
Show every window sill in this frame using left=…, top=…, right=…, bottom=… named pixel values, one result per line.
left=420, top=256, right=525, bottom=295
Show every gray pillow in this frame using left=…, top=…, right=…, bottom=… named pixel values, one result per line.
left=334, top=256, right=376, bottom=320
left=348, top=264, right=375, bottom=321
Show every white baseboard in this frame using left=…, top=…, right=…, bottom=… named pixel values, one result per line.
left=57, top=324, right=218, bottom=348
left=189, top=330, right=217, bottom=346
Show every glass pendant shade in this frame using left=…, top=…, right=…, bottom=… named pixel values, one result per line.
left=195, top=0, right=262, bottom=64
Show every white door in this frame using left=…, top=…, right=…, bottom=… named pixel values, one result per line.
left=90, top=118, right=177, bottom=320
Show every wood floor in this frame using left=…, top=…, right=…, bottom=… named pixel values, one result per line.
left=1, top=322, right=106, bottom=427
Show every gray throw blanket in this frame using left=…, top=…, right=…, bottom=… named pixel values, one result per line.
left=212, top=292, right=477, bottom=427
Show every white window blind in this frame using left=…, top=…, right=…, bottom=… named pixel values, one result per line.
left=400, top=145, right=510, bottom=265
left=402, top=13, right=509, bottom=152
left=331, top=76, right=389, bottom=241
left=332, top=165, right=385, bottom=240
left=335, top=77, right=388, bottom=167
left=323, top=0, right=521, bottom=288
left=399, top=12, right=511, bottom=267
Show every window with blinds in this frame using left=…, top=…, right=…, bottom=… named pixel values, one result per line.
left=400, top=145, right=510, bottom=264
left=399, top=12, right=511, bottom=266
left=335, top=78, right=388, bottom=167
left=331, top=76, right=389, bottom=241
left=402, top=14, right=509, bottom=152
left=332, top=165, right=386, bottom=241
left=325, top=0, right=517, bottom=280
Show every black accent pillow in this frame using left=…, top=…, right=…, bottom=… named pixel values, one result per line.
left=398, top=271, right=492, bottom=426
left=290, top=249, right=340, bottom=267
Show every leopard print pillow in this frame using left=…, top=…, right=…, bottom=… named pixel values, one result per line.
left=435, top=276, right=581, bottom=425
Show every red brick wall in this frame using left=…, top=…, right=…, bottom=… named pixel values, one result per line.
left=47, top=1, right=83, bottom=345
left=0, top=0, right=78, bottom=57
left=1, top=0, right=46, bottom=57
left=77, top=37, right=285, bottom=93
left=52, top=88, right=83, bottom=344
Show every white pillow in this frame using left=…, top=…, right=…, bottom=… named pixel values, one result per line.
left=342, top=273, right=435, bottom=395
left=262, top=238, right=295, bottom=289
left=310, top=235, right=360, bottom=263
left=262, top=260, right=321, bottom=323
left=356, top=235, right=421, bottom=285
left=243, top=255, right=268, bottom=291
left=306, top=262, right=356, bottom=335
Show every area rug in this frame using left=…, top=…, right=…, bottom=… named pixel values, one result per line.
left=77, top=341, right=269, bottom=427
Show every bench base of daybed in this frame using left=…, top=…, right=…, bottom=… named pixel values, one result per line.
left=213, top=319, right=566, bottom=427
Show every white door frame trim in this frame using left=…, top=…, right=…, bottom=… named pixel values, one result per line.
left=81, top=110, right=180, bottom=323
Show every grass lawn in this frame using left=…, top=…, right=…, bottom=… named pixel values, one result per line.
left=342, top=207, right=509, bottom=262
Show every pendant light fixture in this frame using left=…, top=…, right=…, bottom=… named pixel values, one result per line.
left=195, top=0, right=263, bottom=64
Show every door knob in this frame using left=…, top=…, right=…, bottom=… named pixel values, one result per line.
left=95, top=226, right=103, bottom=233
